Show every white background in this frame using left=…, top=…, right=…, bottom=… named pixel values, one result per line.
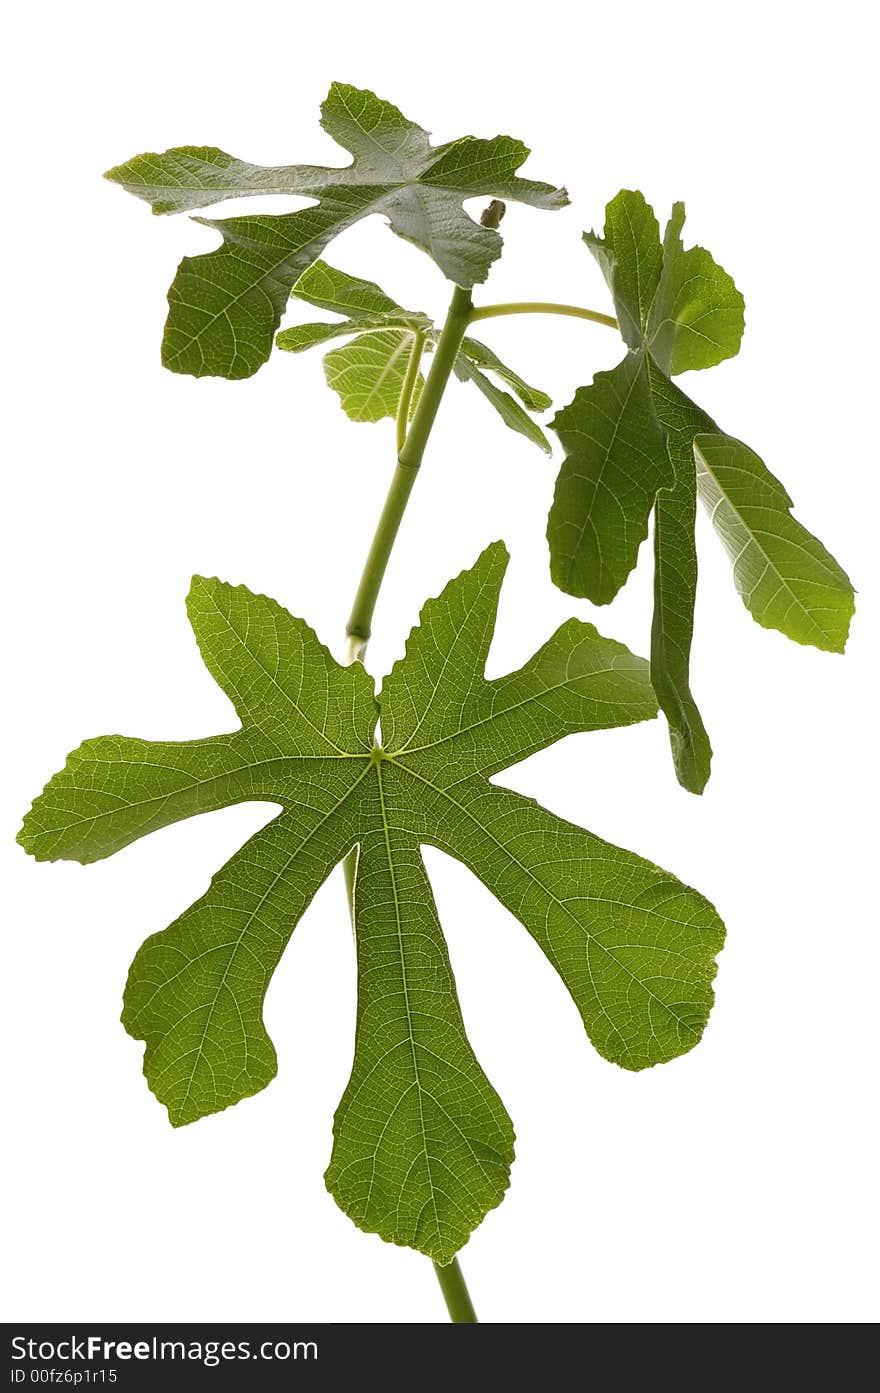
left=3, top=0, right=877, bottom=1325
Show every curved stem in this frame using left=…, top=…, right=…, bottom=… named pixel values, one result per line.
left=433, top=1258, right=478, bottom=1323
left=469, top=299, right=618, bottom=329
left=345, top=284, right=473, bottom=652
left=396, top=330, right=425, bottom=455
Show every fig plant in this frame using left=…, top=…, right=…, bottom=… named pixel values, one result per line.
left=19, top=84, right=852, bottom=1323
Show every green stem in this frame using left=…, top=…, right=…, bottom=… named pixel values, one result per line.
left=345, top=284, right=473, bottom=654
left=396, top=329, right=425, bottom=455
left=433, top=1258, right=478, bottom=1323
left=469, top=299, right=618, bottom=330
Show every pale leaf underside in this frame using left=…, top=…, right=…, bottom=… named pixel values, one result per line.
left=105, top=83, right=567, bottom=379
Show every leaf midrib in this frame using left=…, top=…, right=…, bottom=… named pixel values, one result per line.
left=389, top=659, right=645, bottom=761
left=32, top=749, right=370, bottom=849
left=330, top=330, right=415, bottom=419
left=369, top=759, right=441, bottom=1244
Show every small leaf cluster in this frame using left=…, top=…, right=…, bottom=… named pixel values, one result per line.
left=278, top=261, right=551, bottom=451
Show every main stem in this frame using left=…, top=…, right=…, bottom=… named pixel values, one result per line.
left=345, top=286, right=473, bottom=657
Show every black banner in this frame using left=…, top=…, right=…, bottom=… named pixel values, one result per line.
left=1, top=1320, right=860, bottom=1388
left=4, top=1324, right=491, bottom=1391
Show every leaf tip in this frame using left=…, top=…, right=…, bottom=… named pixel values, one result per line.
left=102, top=159, right=137, bottom=189
left=480, top=537, right=510, bottom=570
left=15, top=814, right=59, bottom=863
left=324, top=1124, right=515, bottom=1264
left=658, top=692, right=714, bottom=795
left=15, top=816, right=37, bottom=859
left=17, top=743, right=109, bottom=865
left=444, top=537, right=511, bottom=598
left=823, top=583, right=856, bottom=654
left=186, top=572, right=217, bottom=613
left=674, top=756, right=711, bottom=797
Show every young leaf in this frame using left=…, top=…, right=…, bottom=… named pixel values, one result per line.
left=278, top=262, right=552, bottom=448
left=323, top=331, right=426, bottom=424
left=287, top=260, right=416, bottom=320
left=552, top=191, right=853, bottom=791
left=277, top=263, right=429, bottom=424
left=19, top=545, right=724, bottom=1262
left=647, top=202, right=745, bottom=374
left=457, top=337, right=551, bottom=413
left=276, top=261, right=432, bottom=353
left=452, top=351, right=551, bottom=453
left=583, top=192, right=663, bottom=351
left=105, top=84, right=567, bottom=379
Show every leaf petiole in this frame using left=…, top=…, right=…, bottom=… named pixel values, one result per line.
left=345, top=285, right=473, bottom=653
left=469, top=300, right=618, bottom=329
left=395, top=329, right=426, bottom=455
left=433, top=1258, right=478, bottom=1323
